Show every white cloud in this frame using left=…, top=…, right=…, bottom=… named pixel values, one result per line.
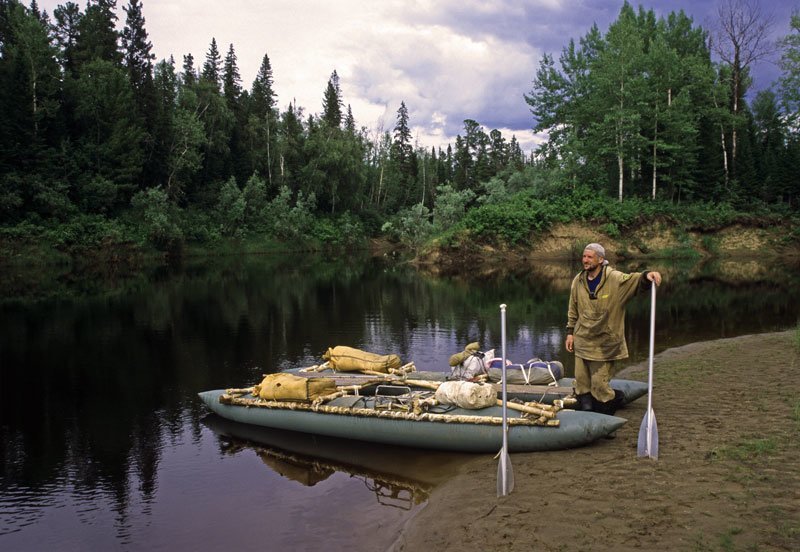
left=342, top=19, right=539, bottom=149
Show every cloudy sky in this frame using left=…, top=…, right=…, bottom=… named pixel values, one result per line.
left=39, top=0, right=798, bottom=152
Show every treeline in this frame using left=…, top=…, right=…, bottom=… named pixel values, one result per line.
left=0, top=0, right=798, bottom=257
left=0, top=0, right=526, bottom=252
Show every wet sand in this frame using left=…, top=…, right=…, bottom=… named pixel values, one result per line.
left=391, top=330, right=800, bottom=551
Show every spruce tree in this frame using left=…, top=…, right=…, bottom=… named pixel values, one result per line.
left=222, top=43, right=241, bottom=105
left=344, top=104, right=355, bottom=134
left=121, top=0, right=154, bottom=102
left=390, top=101, right=417, bottom=206
left=508, top=136, right=524, bottom=170
left=248, top=52, right=278, bottom=185
left=250, top=53, right=276, bottom=116
left=279, top=100, right=305, bottom=191
left=151, top=56, right=178, bottom=187
left=321, top=70, right=342, bottom=128
left=52, top=1, right=81, bottom=77
left=74, top=0, right=121, bottom=67
left=453, top=135, right=471, bottom=190
left=181, top=52, right=196, bottom=87
left=489, top=129, right=507, bottom=173
left=393, top=101, right=412, bottom=161
left=121, top=0, right=157, bottom=187
left=222, top=43, right=246, bottom=182
left=201, top=37, right=221, bottom=90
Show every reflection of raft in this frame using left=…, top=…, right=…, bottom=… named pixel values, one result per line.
left=203, top=414, right=441, bottom=508
left=198, top=389, right=626, bottom=453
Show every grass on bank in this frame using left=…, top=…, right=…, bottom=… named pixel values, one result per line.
left=795, top=321, right=800, bottom=351
left=708, top=438, right=779, bottom=462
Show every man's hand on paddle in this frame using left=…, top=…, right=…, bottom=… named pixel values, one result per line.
left=647, top=271, right=662, bottom=286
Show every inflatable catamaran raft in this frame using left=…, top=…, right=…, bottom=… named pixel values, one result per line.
left=198, top=346, right=634, bottom=453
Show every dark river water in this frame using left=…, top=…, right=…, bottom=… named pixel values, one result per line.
left=1, top=252, right=798, bottom=551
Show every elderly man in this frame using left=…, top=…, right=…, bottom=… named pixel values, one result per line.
left=565, top=243, right=662, bottom=414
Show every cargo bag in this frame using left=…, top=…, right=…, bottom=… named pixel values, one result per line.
left=254, top=373, right=337, bottom=401
left=434, top=381, right=496, bottom=409
left=322, top=346, right=402, bottom=373
left=486, top=358, right=563, bottom=385
left=448, top=342, right=488, bottom=380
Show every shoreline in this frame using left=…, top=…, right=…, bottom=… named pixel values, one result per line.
left=390, top=330, right=800, bottom=552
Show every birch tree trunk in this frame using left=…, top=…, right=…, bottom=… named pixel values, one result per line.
left=651, top=110, right=658, bottom=200
left=720, top=125, right=730, bottom=189
left=617, top=129, right=624, bottom=202
left=265, top=116, right=273, bottom=187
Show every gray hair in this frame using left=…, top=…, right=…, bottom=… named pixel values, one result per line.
left=584, top=243, right=610, bottom=265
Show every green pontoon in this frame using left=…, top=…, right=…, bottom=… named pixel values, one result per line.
left=198, top=389, right=626, bottom=453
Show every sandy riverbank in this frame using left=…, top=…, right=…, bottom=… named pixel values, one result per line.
left=391, top=330, right=800, bottom=552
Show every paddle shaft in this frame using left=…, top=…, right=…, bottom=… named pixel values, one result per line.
left=499, top=303, right=512, bottom=495
left=646, top=284, right=656, bottom=450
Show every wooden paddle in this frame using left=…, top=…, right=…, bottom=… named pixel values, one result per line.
left=637, top=284, right=659, bottom=460
left=497, top=304, right=515, bottom=496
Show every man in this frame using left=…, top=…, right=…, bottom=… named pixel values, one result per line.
left=565, top=243, right=662, bottom=414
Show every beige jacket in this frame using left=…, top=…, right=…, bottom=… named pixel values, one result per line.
left=567, top=266, right=648, bottom=361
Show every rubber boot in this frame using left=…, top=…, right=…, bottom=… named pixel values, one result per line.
left=593, top=390, right=626, bottom=415
left=591, top=395, right=610, bottom=414
left=610, top=389, right=626, bottom=412
left=576, top=393, right=593, bottom=412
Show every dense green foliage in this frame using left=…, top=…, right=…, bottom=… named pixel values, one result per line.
left=525, top=2, right=800, bottom=207
left=439, top=181, right=791, bottom=250
left=0, top=1, right=798, bottom=259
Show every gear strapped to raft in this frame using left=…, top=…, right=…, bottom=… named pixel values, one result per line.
left=322, top=345, right=402, bottom=373
left=447, top=342, right=564, bottom=386
left=486, top=358, right=563, bottom=386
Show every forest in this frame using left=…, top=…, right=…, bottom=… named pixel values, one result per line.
left=1, top=0, right=798, bottom=259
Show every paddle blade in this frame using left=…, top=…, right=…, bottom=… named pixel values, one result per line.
left=496, top=450, right=515, bottom=496
left=637, top=408, right=659, bottom=460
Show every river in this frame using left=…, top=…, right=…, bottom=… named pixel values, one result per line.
left=1, top=252, right=798, bottom=551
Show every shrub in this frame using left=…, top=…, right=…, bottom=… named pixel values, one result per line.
left=78, top=175, right=118, bottom=214
left=216, top=177, right=246, bottom=238
left=130, top=187, right=184, bottom=250
left=310, top=212, right=366, bottom=248
left=433, top=184, right=475, bottom=231
left=477, top=177, right=509, bottom=206
left=264, top=186, right=317, bottom=242
left=242, top=173, right=268, bottom=232
left=43, top=214, right=126, bottom=249
left=461, top=197, right=550, bottom=245
left=395, top=204, right=434, bottom=249
left=601, top=222, right=621, bottom=239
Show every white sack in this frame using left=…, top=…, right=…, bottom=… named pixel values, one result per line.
left=435, top=381, right=496, bottom=409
